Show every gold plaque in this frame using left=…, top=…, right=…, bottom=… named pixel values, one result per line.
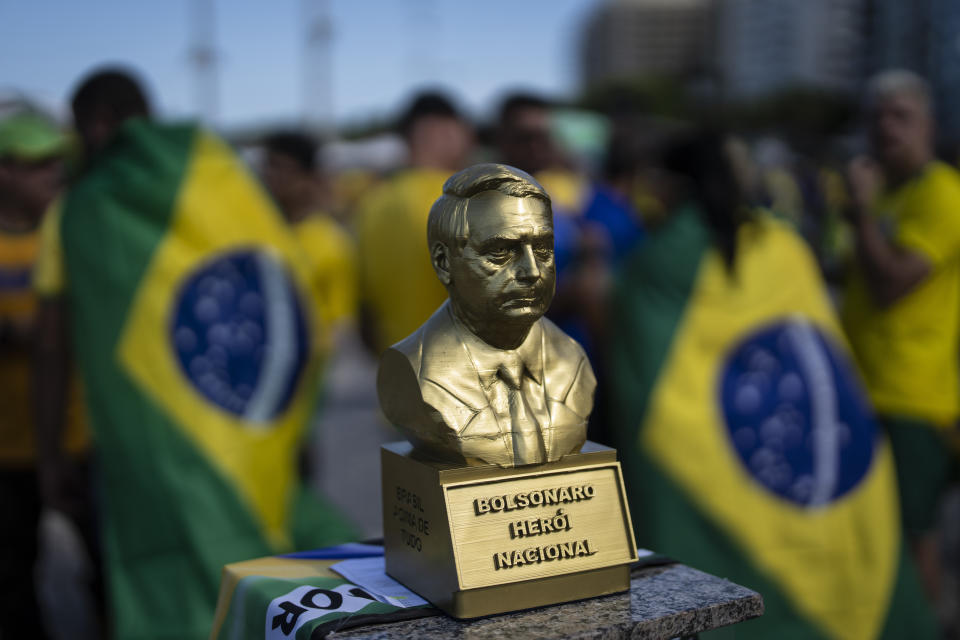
left=377, top=164, right=637, bottom=618
left=446, top=462, right=636, bottom=589
left=382, top=441, right=637, bottom=618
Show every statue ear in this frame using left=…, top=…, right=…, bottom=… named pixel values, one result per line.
left=431, top=242, right=452, bottom=286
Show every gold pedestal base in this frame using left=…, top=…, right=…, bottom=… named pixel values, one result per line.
left=381, top=441, right=637, bottom=619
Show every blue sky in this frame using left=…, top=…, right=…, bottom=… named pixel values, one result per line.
left=0, top=0, right=598, bottom=128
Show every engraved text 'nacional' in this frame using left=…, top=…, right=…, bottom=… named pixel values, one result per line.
left=493, top=539, right=597, bottom=570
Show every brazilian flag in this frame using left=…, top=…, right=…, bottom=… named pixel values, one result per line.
left=59, top=120, right=355, bottom=639
left=609, top=205, right=936, bottom=639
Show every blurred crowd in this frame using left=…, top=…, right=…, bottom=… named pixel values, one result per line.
left=3, top=63, right=960, bottom=639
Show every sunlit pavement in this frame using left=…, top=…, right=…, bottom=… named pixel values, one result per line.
left=310, top=330, right=395, bottom=540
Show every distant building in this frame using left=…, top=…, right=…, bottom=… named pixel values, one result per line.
left=929, top=0, right=960, bottom=144
left=579, top=0, right=714, bottom=89
left=868, top=0, right=960, bottom=144
left=717, top=0, right=867, bottom=100
left=866, top=0, right=928, bottom=73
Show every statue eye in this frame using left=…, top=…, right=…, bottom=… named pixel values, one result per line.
left=483, top=242, right=512, bottom=261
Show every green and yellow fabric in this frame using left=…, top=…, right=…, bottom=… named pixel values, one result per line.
left=0, top=222, right=89, bottom=466
left=210, top=549, right=432, bottom=640
left=609, top=205, right=936, bottom=639
left=54, top=119, right=354, bottom=639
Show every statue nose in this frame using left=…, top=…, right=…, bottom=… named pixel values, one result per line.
left=516, top=244, right=541, bottom=282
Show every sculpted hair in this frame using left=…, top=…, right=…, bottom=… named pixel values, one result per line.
left=427, top=163, right=551, bottom=251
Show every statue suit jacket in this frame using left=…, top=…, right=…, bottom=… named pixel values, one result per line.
left=377, top=300, right=596, bottom=467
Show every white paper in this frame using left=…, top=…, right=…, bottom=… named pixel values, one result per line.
left=330, top=557, right=430, bottom=609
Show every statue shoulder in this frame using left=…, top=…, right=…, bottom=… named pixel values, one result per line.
left=539, top=316, right=589, bottom=363
left=377, top=301, right=457, bottom=421
left=539, top=317, right=596, bottom=415
left=377, top=320, right=430, bottom=420
left=385, top=326, right=426, bottom=372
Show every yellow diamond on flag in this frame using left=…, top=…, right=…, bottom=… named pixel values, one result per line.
left=117, top=131, right=321, bottom=549
left=641, top=220, right=899, bottom=640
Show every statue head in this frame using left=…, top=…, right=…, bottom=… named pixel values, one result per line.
left=427, top=163, right=555, bottom=350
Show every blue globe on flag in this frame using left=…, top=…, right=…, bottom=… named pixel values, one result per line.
left=720, top=319, right=876, bottom=507
left=170, top=249, right=310, bottom=423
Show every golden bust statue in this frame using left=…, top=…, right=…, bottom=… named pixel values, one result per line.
left=377, top=163, right=596, bottom=468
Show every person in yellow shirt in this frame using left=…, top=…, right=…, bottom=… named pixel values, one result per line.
left=355, top=92, right=473, bottom=353
left=842, top=70, right=960, bottom=602
left=259, top=131, right=357, bottom=343
left=329, top=168, right=380, bottom=226
left=0, top=108, right=93, bottom=638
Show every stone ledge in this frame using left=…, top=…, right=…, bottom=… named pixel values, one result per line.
left=327, top=562, right=763, bottom=640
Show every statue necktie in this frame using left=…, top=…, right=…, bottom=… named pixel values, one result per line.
left=497, top=352, right=546, bottom=465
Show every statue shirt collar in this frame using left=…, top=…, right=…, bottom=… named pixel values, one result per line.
left=447, top=304, right=545, bottom=391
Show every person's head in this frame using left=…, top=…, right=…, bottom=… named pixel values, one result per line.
left=496, top=93, right=556, bottom=176
left=428, top=163, right=554, bottom=348
left=865, top=70, right=934, bottom=178
left=658, top=129, right=747, bottom=267
left=260, top=131, right=320, bottom=221
left=397, top=91, right=472, bottom=172
left=70, top=67, right=151, bottom=156
left=0, top=110, right=66, bottom=225
left=603, top=120, right=665, bottom=191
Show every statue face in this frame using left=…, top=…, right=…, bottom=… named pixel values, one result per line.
left=447, top=190, right=555, bottom=332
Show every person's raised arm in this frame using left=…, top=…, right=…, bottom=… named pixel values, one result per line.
left=846, top=156, right=931, bottom=308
